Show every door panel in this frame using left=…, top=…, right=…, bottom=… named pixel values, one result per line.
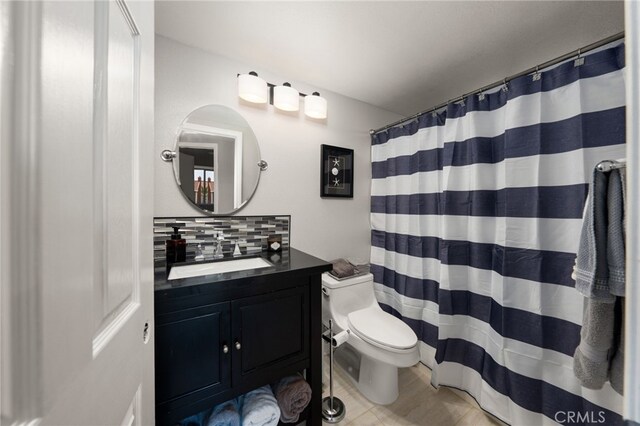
left=39, top=0, right=97, bottom=411
left=0, top=1, right=155, bottom=424
left=93, top=0, right=140, bottom=350
left=232, top=286, right=309, bottom=383
left=155, top=302, right=231, bottom=404
left=104, top=0, right=137, bottom=322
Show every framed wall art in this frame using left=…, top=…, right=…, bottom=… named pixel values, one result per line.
left=321, top=144, right=353, bottom=198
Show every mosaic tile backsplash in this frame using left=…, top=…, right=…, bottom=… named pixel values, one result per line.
left=154, top=216, right=290, bottom=266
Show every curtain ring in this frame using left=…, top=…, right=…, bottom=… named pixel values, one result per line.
left=575, top=48, right=585, bottom=67
left=533, top=65, right=541, bottom=81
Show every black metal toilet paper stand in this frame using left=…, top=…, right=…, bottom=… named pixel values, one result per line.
left=321, top=319, right=346, bottom=423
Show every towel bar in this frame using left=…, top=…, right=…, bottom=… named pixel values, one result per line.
left=596, top=159, right=626, bottom=172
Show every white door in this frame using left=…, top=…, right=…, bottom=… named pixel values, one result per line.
left=625, top=1, right=640, bottom=422
left=0, top=1, right=155, bottom=425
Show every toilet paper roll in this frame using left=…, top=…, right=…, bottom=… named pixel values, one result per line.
left=331, top=330, right=349, bottom=348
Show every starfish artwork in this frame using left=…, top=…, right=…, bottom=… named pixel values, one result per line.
left=321, top=145, right=353, bottom=197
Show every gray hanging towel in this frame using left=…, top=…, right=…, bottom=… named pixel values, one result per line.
left=573, top=166, right=627, bottom=393
left=609, top=298, right=624, bottom=395
left=607, top=168, right=626, bottom=297
left=573, top=297, right=615, bottom=389
left=573, top=169, right=615, bottom=302
left=606, top=168, right=626, bottom=396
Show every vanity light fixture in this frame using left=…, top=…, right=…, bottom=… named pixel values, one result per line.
left=273, top=82, right=299, bottom=112
left=304, top=92, right=327, bottom=119
left=237, top=72, right=327, bottom=119
left=238, top=72, right=268, bottom=104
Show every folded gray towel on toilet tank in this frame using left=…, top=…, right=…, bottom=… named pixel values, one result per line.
left=329, top=258, right=358, bottom=278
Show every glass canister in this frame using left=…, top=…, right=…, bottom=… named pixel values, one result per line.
left=267, top=235, right=282, bottom=252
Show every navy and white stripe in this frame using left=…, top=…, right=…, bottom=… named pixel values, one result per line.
left=370, top=43, right=625, bottom=425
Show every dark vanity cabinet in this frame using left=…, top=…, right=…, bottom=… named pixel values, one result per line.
left=155, top=301, right=231, bottom=405
left=154, top=249, right=331, bottom=426
left=232, top=287, right=309, bottom=384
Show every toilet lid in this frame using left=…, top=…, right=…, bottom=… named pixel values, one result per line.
left=347, top=307, right=418, bottom=350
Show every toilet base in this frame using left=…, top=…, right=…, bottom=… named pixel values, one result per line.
left=355, top=355, right=399, bottom=405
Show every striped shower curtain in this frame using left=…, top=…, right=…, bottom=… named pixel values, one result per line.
left=370, top=44, right=625, bottom=425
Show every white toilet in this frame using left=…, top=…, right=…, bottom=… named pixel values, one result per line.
left=321, top=272, right=419, bottom=405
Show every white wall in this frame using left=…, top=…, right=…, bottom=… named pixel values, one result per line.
left=155, top=35, right=402, bottom=262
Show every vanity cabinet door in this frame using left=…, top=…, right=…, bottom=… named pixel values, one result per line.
left=231, top=286, right=309, bottom=384
left=155, top=302, right=231, bottom=404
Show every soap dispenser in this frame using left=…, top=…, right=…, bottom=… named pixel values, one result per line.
left=166, top=226, right=187, bottom=265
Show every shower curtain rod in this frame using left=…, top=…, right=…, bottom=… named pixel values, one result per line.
left=370, top=31, right=625, bottom=135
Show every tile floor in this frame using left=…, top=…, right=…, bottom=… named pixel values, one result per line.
left=321, top=358, right=502, bottom=426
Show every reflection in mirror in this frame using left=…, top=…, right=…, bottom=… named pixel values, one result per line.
left=170, top=105, right=262, bottom=215
left=179, top=147, right=215, bottom=210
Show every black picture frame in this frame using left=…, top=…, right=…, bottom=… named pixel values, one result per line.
left=321, top=144, right=354, bottom=198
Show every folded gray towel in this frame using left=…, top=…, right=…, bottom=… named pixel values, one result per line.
left=573, top=297, right=615, bottom=389
left=574, top=169, right=614, bottom=302
left=329, top=259, right=358, bottom=279
left=271, top=375, right=312, bottom=423
left=607, top=169, right=626, bottom=297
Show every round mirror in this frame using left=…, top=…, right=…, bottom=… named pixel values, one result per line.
left=169, top=105, right=263, bottom=215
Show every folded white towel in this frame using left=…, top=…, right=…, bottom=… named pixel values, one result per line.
left=207, top=398, right=240, bottom=426
left=241, top=385, right=280, bottom=426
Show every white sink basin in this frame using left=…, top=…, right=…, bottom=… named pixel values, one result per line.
left=168, top=257, right=273, bottom=280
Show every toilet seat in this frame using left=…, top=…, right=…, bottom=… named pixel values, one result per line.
left=347, top=307, right=418, bottom=350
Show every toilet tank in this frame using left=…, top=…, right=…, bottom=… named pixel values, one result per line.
left=321, top=273, right=377, bottom=327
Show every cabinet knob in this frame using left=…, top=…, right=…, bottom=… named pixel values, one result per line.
left=235, top=341, right=241, bottom=350
left=223, top=344, right=229, bottom=354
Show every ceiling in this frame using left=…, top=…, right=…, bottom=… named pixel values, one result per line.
left=155, top=1, right=624, bottom=117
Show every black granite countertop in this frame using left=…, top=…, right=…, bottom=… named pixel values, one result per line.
left=154, top=247, right=331, bottom=295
